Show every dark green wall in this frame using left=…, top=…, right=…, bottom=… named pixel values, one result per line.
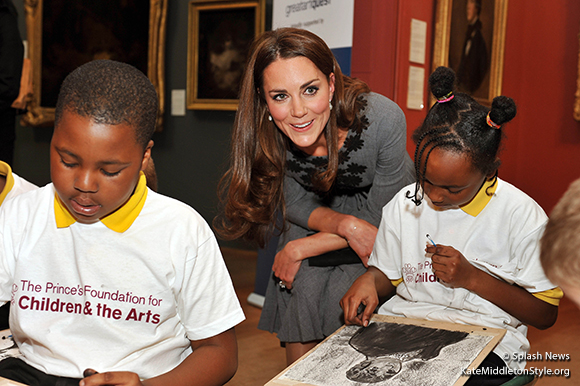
left=11, top=0, right=265, bottom=250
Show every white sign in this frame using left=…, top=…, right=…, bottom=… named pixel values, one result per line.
left=272, top=0, right=354, bottom=50
left=409, top=19, right=427, bottom=65
left=407, top=65, right=425, bottom=111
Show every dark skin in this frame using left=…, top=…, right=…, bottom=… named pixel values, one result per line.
left=49, top=112, right=238, bottom=386
left=79, top=328, right=238, bottom=386
left=341, top=147, right=558, bottom=330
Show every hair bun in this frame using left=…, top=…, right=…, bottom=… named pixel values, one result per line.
left=429, top=66, right=456, bottom=100
left=489, top=96, right=517, bottom=126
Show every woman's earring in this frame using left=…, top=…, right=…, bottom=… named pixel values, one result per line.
left=329, top=100, right=333, bottom=111
left=268, top=115, right=273, bottom=121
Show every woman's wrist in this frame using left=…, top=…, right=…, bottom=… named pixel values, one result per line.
left=284, top=239, right=307, bottom=261
left=337, top=214, right=358, bottom=243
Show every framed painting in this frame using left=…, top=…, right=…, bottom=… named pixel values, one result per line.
left=433, top=0, right=508, bottom=106
left=187, top=0, right=265, bottom=110
left=266, top=314, right=505, bottom=386
left=22, top=0, right=167, bottom=131
left=575, top=29, right=580, bottom=121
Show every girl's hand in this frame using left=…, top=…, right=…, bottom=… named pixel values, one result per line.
left=272, top=240, right=303, bottom=289
left=340, top=271, right=379, bottom=327
left=427, top=244, right=478, bottom=289
left=80, top=370, right=143, bottom=386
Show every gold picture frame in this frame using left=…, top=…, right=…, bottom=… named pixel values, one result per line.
left=432, top=0, right=508, bottom=106
left=187, top=0, right=265, bottom=110
left=22, top=0, right=167, bottom=131
left=574, top=30, right=580, bottom=121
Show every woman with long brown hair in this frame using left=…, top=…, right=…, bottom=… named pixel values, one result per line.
left=215, top=28, right=414, bottom=364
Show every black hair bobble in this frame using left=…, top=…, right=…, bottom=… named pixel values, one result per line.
left=489, top=96, right=517, bottom=127
left=429, top=67, right=456, bottom=100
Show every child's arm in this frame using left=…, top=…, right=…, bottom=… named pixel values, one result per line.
left=428, top=244, right=558, bottom=330
left=340, top=267, right=396, bottom=327
left=80, top=328, right=238, bottom=386
left=274, top=232, right=362, bottom=289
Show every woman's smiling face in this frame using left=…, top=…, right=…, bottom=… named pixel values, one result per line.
left=262, top=56, right=335, bottom=156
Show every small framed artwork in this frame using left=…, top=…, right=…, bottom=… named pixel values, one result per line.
left=432, top=0, right=508, bottom=106
left=187, top=0, right=265, bottom=110
left=574, top=29, right=580, bottom=121
left=22, top=0, right=167, bottom=131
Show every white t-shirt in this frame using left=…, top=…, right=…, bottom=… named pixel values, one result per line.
left=0, top=161, right=37, bottom=206
left=0, top=182, right=245, bottom=378
left=370, top=178, right=556, bottom=370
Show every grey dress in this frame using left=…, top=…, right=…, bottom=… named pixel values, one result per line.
left=258, top=92, right=415, bottom=343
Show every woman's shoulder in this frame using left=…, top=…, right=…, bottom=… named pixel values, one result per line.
left=355, top=92, right=406, bottom=139
left=361, top=92, right=403, bottom=115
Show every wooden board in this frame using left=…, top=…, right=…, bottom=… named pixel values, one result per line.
left=266, top=314, right=506, bottom=386
left=0, top=378, right=27, bottom=386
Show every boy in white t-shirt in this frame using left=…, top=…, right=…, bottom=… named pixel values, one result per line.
left=0, top=60, right=244, bottom=386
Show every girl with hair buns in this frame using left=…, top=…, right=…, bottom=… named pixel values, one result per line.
left=341, top=66, right=562, bottom=385
left=215, top=28, right=414, bottom=364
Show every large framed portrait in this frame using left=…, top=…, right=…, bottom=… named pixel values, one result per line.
left=22, top=0, right=167, bottom=131
left=433, top=0, right=508, bottom=106
left=187, top=0, right=265, bottom=110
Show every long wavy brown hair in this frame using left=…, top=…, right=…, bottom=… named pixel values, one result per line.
left=214, top=28, right=370, bottom=247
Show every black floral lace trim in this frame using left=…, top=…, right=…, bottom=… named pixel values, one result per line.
left=286, top=95, right=370, bottom=193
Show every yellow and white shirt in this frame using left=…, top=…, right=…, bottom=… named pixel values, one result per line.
left=371, top=178, right=561, bottom=370
left=0, top=161, right=37, bottom=206
left=0, top=174, right=244, bottom=378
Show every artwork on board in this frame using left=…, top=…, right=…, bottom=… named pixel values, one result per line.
left=0, top=330, right=19, bottom=362
left=266, top=315, right=505, bottom=386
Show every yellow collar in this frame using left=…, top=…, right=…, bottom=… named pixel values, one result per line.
left=460, top=178, right=497, bottom=217
left=54, top=172, right=148, bottom=232
left=0, top=161, right=15, bottom=207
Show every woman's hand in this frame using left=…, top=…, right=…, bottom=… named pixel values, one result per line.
left=272, top=240, right=303, bottom=289
left=341, top=218, right=378, bottom=263
left=307, top=208, right=378, bottom=264
left=427, top=244, right=478, bottom=289
left=80, top=370, right=143, bottom=386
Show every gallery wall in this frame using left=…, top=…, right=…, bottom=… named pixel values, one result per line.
left=10, top=0, right=580, bottom=251
left=351, top=0, right=580, bottom=214
left=500, top=0, right=580, bottom=213
left=12, top=0, right=248, bottom=249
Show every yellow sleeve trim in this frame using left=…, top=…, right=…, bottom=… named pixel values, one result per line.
left=532, top=287, right=563, bottom=306
left=0, top=161, right=15, bottom=207
left=391, top=278, right=403, bottom=287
